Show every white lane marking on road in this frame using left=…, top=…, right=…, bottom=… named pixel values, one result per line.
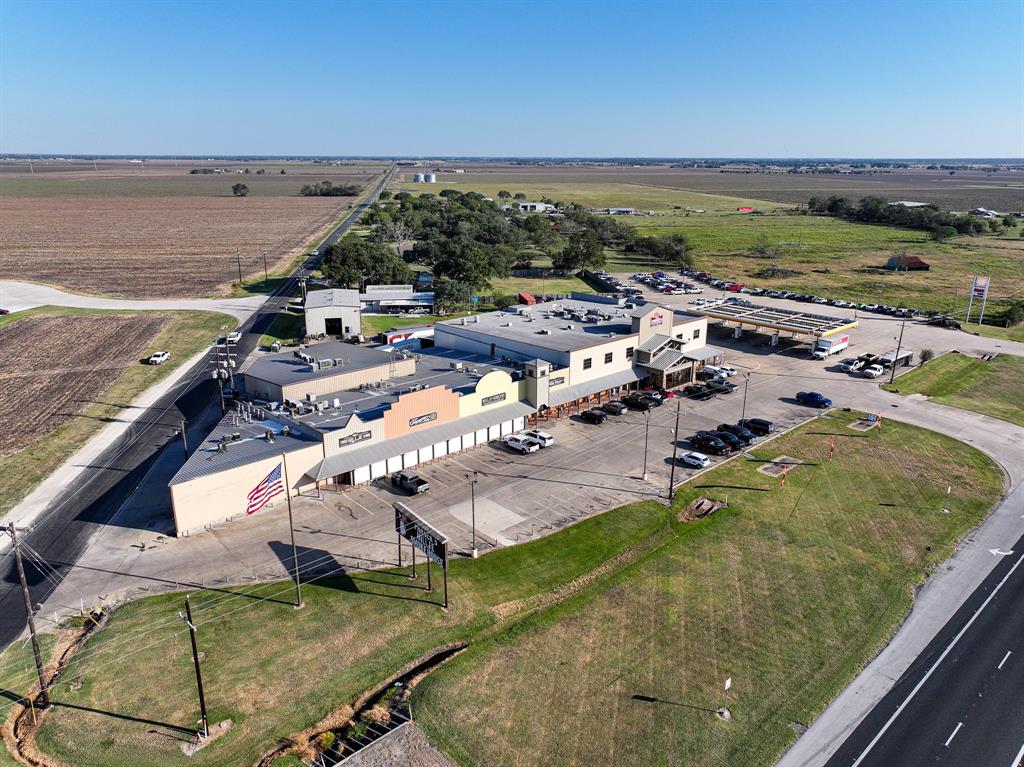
left=851, top=552, right=1024, bottom=767
left=990, top=548, right=1016, bottom=557
left=1011, top=739, right=1024, bottom=767
left=944, top=721, right=964, bottom=748
left=998, top=651, right=1012, bottom=670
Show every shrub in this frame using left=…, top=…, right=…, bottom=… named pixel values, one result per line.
left=317, top=731, right=337, bottom=751
left=752, top=266, right=799, bottom=279
left=919, top=349, right=935, bottom=365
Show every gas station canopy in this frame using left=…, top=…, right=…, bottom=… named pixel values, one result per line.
left=696, top=303, right=858, bottom=337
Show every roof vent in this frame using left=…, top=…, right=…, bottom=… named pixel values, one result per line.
left=538, top=329, right=552, bottom=335
left=566, top=324, right=574, bottom=330
left=459, top=317, right=467, bottom=325
left=217, top=442, right=228, bottom=453
left=264, top=429, right=275, bottom=442
left=471, top=316, right=480, bottom=323
left=282, top=426, right=291, bottom=437
left=450, top=361, right=464, bottom=370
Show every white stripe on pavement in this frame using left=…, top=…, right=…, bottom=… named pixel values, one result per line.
left=944, top=722, right=963, bottom=748
left=1010, top=739, right=1024, bottom=767
left=851, top=552, right=1024, bottom=767
left=998, top=651, right=1012, bottom=670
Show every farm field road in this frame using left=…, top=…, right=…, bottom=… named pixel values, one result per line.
left=0, top=164, right=395, bottom=653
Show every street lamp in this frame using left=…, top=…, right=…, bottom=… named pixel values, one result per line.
left=740, top=373, right=751, bottom=423
left=467, top=471, right=479, bottom=558
left=667, top=399, right=681, bottom=501
left=642, top=410, right=651, bottom=481
left=889, top=319, right=907, bottom=385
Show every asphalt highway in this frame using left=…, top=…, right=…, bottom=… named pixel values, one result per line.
left=825, top=529, right=1024, bottom=767
left=0, top=165, right=394, bottom=650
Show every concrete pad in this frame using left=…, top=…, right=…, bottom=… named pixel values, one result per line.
left=449, top=498, right=522, bottom=546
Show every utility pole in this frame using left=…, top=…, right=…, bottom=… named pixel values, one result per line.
left=468, top=471, right=478, bottom=558
left=7, top=524, right=49, bottom=709
left=262, top=250, right=269, bottom=289
left=179, top=419, right=189, bottom=460
left=667, top=399, right=681, bottom=501
left=212, top=370, right=226, bottom=415
left=281, top=456, right=303, bottom=608
left=641, top=410, right=651, bottom=481
left=181, top=596, right=209, bottom=739
left=235, top=248, right=243, bottom=286
left=889, top=319, right=906, bottom=385
left=740, top=373, right=751, bottom=422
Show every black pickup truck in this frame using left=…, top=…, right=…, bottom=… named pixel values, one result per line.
left=391, top=470, right=429, bottom=494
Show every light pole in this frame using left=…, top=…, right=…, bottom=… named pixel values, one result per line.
left=740, top=373, right=751, bottom=422
left=642, top=410, right=651, bottom=481
left=667, top=399, right=681, bottom=501
left=467, top=471, right=478, bottom=558
left=235, top=248, right=243, bottom=286
left=262, top=249, right=269, bottom=289
left=889, top=319, right=906, bottom=385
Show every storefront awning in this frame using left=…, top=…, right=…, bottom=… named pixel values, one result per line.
left=305, top=401, right=537, bottom=482
left=548, top=367, right=644, bottom=407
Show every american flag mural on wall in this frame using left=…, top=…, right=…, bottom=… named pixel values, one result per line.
left=247, top=463, right=284, bottom=516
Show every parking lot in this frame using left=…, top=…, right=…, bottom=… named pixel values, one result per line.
left=31, top=269, right=1023, bottom=618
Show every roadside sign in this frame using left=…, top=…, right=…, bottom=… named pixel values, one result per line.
left=394, top=503, right=448, bottom=569
left=724, top=677, right=732, bottom=691
left=966, top=276, right=991, bottom=324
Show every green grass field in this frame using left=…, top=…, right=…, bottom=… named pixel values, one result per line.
left=488, top=274, right=594, bottom=297
left=0, top=308, right=231, bottom=516
left=398, top=177, right=1023, bottom=321
left=415, top=411, right=1003, bottom=767
left=884, top=353, right=1024, bottom=426
left=3, top=413, right=1001, bottom=767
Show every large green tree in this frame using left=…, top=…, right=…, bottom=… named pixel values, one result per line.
left=320, top=234, right=413, bottom=288
left=553, top=229, right=605, bottom=271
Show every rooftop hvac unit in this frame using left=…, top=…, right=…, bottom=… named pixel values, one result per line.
left=332, top=398, right=341, bottom=408
left=538, top=329, right=552, bottom=335
left=306, top=393, right=316, bottom=402
left=282, top=425, right=291, bottom=436
left=264, top=430, right=275, bottom=442
left=228, top=432, right=242, bottom=442
left=217, top=442, right=228, bottom=453
left=315, top=402, right=326, bottom=412
left=450, top=361, right=464, bottom=371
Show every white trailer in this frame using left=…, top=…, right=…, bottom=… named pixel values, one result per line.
left=811, top=334, right=850, bottom=360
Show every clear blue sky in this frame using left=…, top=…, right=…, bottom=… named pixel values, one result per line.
left=1, top=0, right=1021, bottom=157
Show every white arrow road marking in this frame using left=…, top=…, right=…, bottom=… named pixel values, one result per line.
left=944, top=721, right=964, bottom=748
left=989, top=549, right=1015, bottom=557
left=998, top=651, right=1012, bottom=670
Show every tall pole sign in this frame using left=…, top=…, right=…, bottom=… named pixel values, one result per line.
left=394, top=503, right=450, bottom=609
left=965, top=276, right=990, bottom=324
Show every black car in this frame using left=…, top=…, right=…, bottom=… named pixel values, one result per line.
left=581, top=408, right=608, bottom=424
left=601, top=400, right=628, bottom=415
left=739, top=417, right=775, bottom=436
left=622, top=393, right=657, bottom=411
left=717, top=423, right=757, bottom=445
left=697, top=369, right=720, bottom=382
left=706, top=379, right=737, bottom=395
left=683, top=384, right=715, bottom=401
left=691, top=433, right=731, bottom=455
left=702, top=430, right=744, bottom=451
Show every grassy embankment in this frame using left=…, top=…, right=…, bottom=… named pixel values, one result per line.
left=884, top=352, right=1024, bottom=426
left=0, top=307, right=231, bottom=516
left=2, top=412, right=1002, bottom=767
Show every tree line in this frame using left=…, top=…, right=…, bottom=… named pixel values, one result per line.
left=807, top=195, right=997, bottom=240
left=300, top=181, right=362, bottom=197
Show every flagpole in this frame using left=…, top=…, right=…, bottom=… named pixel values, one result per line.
left=281, top=454, right=303, bottom=609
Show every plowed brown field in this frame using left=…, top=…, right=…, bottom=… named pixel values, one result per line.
left=0, top=195, right=351, bottom=298
left=0, top=314, right=168, bottom=458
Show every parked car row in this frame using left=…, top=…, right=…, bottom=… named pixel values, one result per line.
left=684, top=418, right=775, bottom=460
left=503, top=429, right=557, bottom=453
left=676, top=267, right=923, bottom=317
left=631, top=272, right=702, bottom=295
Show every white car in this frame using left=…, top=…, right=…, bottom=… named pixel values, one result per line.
left=522, top=429, right=555, bottom=448
left=225, top=331, right=242, bottom=344
left=862, top=364, right=885, bottom=379
left=717, top=365, right=738, bottom=377
left=683, top=287, right=703, bottom=294
left=679, top=451, right=711, bottom=469
left=840, top=358, right=863, bottom=373
left=146, top=351, right=170, bottom=365
left=503, top=434, right=540, bottom=454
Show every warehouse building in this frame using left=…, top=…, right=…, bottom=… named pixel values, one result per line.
left=168, top=295, right=712, bottom=536
left=304, top=286, right=435, bottom=337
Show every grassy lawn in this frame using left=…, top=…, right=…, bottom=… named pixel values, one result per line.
left=884, top=353, right=1024, bottom=426
left=414, top=411, right=1003, bottom=767
left=967, top=322, right=1024, bottom=344
left=258, top=309, right=306, bottom=347
left=4, top=413, right=1002, bottom=767
left=0, top=307, right=231, bottom=516
left=488, top=275, right=594, bottom=297
left=0, top=633, right=57, bottom=767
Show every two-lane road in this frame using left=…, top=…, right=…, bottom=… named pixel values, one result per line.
left=0, top=164, right=394, bottom=650
left=826, top=529, right=1024, bottom=767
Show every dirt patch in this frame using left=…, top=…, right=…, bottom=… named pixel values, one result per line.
left=679, top=497, right=726, bottom=522
left=0, top=314, right=168, bottom=459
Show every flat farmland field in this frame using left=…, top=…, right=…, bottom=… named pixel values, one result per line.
left=0, top=163, right=385, bottom=298
left=396, top=167, right=1024, bottom=315
left=0, top=307, right=230, bottom=514
left=0, top=313, right=167, bottom=459
left=395, top=162, right=1024, bottom=212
